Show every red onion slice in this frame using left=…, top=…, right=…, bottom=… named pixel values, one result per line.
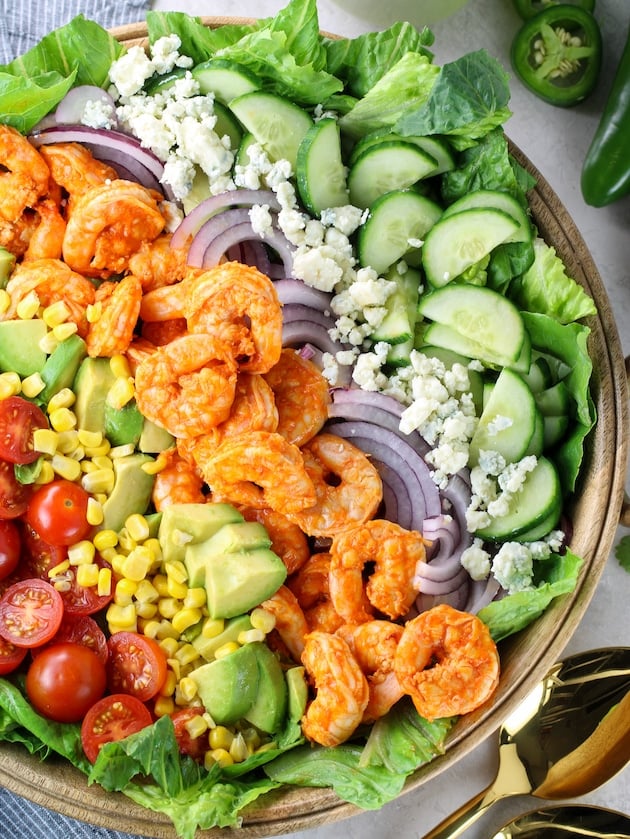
left=282, top=320, right=345, bottom=357
left=274, top=278, right=332, bottom=312
left=416, top=566, right=470, bottom=596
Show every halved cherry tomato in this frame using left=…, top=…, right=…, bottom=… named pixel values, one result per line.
left=25, top=642, right=107, bottom=723
left=0, top=520, right=21, bottom=581
left=81, top=693, right=153, bottom=763
left=0, top=578, right=63, bottom=647
left=25, top=479, right=91, bottom=546
left=31, top=613, right=108, bottom=664
left=19, top=522, right=67, bottom=579
left=0, top=396, right=48, bottom=465
left=107, top=631, right=168, bottom=702
left=0, top=635, right=28, bottom=675
left=59, top=556, right=113, bottom=616
left=0, top=459, right=31, bottom=520
left=171, top=707, right=208, bottom=762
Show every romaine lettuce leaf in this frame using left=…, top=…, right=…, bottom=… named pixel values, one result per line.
left=146, top=11, right=259, bottom=63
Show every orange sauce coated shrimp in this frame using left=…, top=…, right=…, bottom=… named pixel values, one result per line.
left=23, top=198, right=66, bottom=261
left=287, top=432, right=382, bottom=538
left=0, top=125, right=51, bottom=223
left=38, top=142, right=119, bottom=207
left=240, top=506, right=309, bottom=575
left=264, top=348, right=331, bottom=447
left=301, top=631, right=369, bottom=747
left=128, top=233, right=193, bottom=292
left=261, top=585, right=309, bottom=665
left=86, top=274, right=142, bottom=357
left=62, top=179, right=165, bottom=278
left=134, top=333, right=238, bottom=439
left=329, top=520, right=426, bottom=623
left=393, top=604, right=500, bottom=722
left=151, top=447, right=206, bottom=512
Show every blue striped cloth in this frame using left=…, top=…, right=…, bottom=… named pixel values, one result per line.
left=1, top=2, right=152, bottom=834
left=0, top=0, right=151, bottom=64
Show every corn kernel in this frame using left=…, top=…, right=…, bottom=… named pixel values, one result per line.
left=155, top=619, right=179, bottom=640
left=159, top=669, right=177, bottom=697
left=171, top=607, right=202, bottom=635
left=21, top=372, right=45, bottom=398
left=42, top=300, right=71, bottom=328
left=135, top=601, right=158, bottom=619
left=201, top=618, right=225, bottom=639
left=52, top=322, right=78, bottom=342
left=33, top=428, right=59, bottom=456
left=55, top=430, right=80, bottom=454
left=154, top=696, right=175, bottom=717
left=0, top=372, right=21, bottom=399
left=165, top=560, right=188, bottom=585
left=51, top=453, right=81, bottom=481
left=238, top=628, right=265, bottom=645
left=109, top=553, right=127, bottom=577
left=110, top=443, right=135, bottom=459
left=67, top=541, right=96, bottom=566
left=183, top=587, right=206, bottom=610
left=157, top=597, right=181, bottom=619
left=97, top=567, right=112, bottom=597
left=38, top=331, right=59, bottom=355
left=115, top=578, right=138, bottom=605
left=209, top=726, right=234, bottom=751
left=83, top=441, right=111, bottom=458
left=110, top=353, right=132, bottom=379
left=135, top=578, right=159, bottom=603
left=141, top=458, right=165, bottom=475
left=125, top=514, right=150, bottom=543
left=174, top=643, right=200, bottom=667
left=206, top=748, right=233, bottom=769
left=166, top=577, right=188, bottom=600
left=99, top=546, right=119, bottom=564
left=121, top=548, right=153, bottom=582
left=107, top=376, right=135, bottom=410
left=53, top=578, right=72, bottom=593
left=229, top=733, right=249, bottom=763
left=142, top=620, right=161, bottom=639
left=76, top=563, right=99, bottom=588
left=86, top=302, right=101, bottom=323
left=48, top=560, right=70, bottom=578
left=77, top=429, right=103, bottom=449
left=178, top=678, right=199, bottom=704
left=117, top=527, right=136, bottom=553
left=214, top=641, right=240, bottom=659
left=93, top=529, right=119, bottom=552
left=106, top=603, right=137, bottom=631
left=47, top=387, right=75, bottom=412
left=184, top=712, right=207, bottom=738
left=167, top=657, right=181, bottom=681
left=153, top=573, right=170, bottom=598
left=250, top=607, right=277, bottom=633
left=241, top=727, right=262, bottom=752
left=255, top=741, right=277, bottom=755
left=81, top=468, right=115, bottom=495
left=143, top=537, right=162, bottom=566
left=86, top=497, right=104, bottom=527
left=16, top=290, right=40, bottom=319
left=48, top=407, right=77, bottom=432
left=0, top=290, right=11, bottom=314
left=159, top=637, right=180, bottom=657
left=34, top=460, right=55, bottom=485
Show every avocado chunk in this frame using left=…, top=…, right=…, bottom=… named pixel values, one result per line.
left=0, top=319, right=47, bottom=376
left=73, top=357, right=116, bottom=433
left=185, top=521, right=273, bottom=590
left=190, top=642, right=259, bottom=724
left=138, top=418, right=175, bottom=454
left=104, top=399, right=144, bottom=447
left=0, top=247, right=15, bottom=286
left=244, top=642, right=288, bottom=734
left=158, top=502, right=244, bottom=565
left=38, top=334, right=87, bottom=404
left=204, top=546, right=287, bottom=619
left=285, top=665, right=309, bottom=722
left=100, top=452, right=155, bottom=532
left=192, top=613, right=252, bottom=661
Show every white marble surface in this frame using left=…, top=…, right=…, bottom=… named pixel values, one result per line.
left=149, top=0, right=629, bottom=835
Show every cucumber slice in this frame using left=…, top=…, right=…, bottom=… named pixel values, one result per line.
left=296, top=118, right=348, bottom=215
left=229, top=92, right=313, bottom=169
left=441, top=190, right=532, bottom=243
left=235, top=131, right=257, bottom=168
left=213, top=101, right=242, bottom=150
left=422, top=208, right=520, bottom=287
left=508, top=327, right=532, bottom=375
left=543, top=413, right=569, bottom=449
left=350, top=130, right=454, bottom=174
left=358, top=190, right=442, bottom=276
left=535, top=381, right=571, bottom=417
left=476, top=456, right=562, bottom=542
left=418, top=284, right=525, bottom=368
left=418, top=344, right=485, bottom=413
left=421, top=323, right=512, bottom=370
left=192, top=59, right=259, bottom=104
left=525, top=410, right=545, bottom=457
left=468, top=367, right=538, bottom=466
left=521, top=354, right=553, bottom=393
left=386, top=339, right=413, bottom=367
left=348, top=141, right=439, bottom=209
left=144, top=67, right=187, bottom=95
left=371, top=265, right=422, bottom=345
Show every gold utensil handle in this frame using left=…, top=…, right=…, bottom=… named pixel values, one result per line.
left=622, top=356, right=630, bottom=527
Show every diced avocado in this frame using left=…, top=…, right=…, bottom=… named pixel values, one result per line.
left=204, top=547, right=287, bottom=619
left=190, top=642, right=259, bottom=724
left=104, top=399, right=144, bottom=447
left=73, top=357, right=116, bottom=433
left=0, top=319, right=47, bottom=376
left=244, top=642, right=288, bottom=734
left=100, top=452, right=155, bottom=532
left=192, top=614, right=253, bottom=661
left=285, top=666, right=309, bottom=722
left=138, top=418, right=175, bottom=454
left=38, top=334, right=87, bottom=404
left=185, top=521, right=273, bottom=589
left=145, top=512, right=162, bottom=538
left=0, top=247, right=15, bottom=286
left=158, top=502, right=244, bottom=565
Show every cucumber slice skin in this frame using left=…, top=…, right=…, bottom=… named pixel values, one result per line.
left=350, top=130, right=454, bottom=174
left=348, top=142, right=439, bottom=209
left=476, top=456, right=562, bottom=542
left=296, top=118, right=348, bottom=216
left=192, top=59, right=259, bottom=103
left=421, top=207, right=520, bottom=288
left=229, top=91, right=313, bottom=169
left=358, top=189, right=442, bottom=276
left=213, top=101, right=243, bottom=151
left=371, top=265, right=422, bottom=345
left=441, top=189, right=532, bottom=244
left=418, top=284, right=525, bottom=367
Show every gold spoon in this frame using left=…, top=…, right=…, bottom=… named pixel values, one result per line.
left=424, top=647, right=630, bottom=838
left=492, top=804, right=630, bottom=837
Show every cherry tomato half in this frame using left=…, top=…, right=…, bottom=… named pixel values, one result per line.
left=0, top=459, right=31, bottom=520
left=0, top=635, right=28, bottom=675
left=81, top=693, right=153, bottom=764
left=20, top=522, right=68, bottom=579
left=31, top=613, right=108, bottom=665
left=106, top=631, right=168, bottom=702
left=26, top=642, right=107, bottom=723
left=0, top=578, right=63, bottom=648
left=25, top=479, right=91, bottom=546
left=0, top=396, right=48, bottom=465
left=0, top=520, right=21, bottom=581
left=171, top=707, right=208, bottom=762
left=59, top=556, right=113, bottom=617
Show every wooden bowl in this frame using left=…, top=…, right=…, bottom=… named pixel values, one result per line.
left=0, top=19, right=627, bottom=838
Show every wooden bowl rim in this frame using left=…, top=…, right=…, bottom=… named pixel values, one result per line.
left=1, top=17, right=628, bottom=839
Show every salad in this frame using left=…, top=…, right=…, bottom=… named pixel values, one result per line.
left=0, top=0, right=598, bottom=836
